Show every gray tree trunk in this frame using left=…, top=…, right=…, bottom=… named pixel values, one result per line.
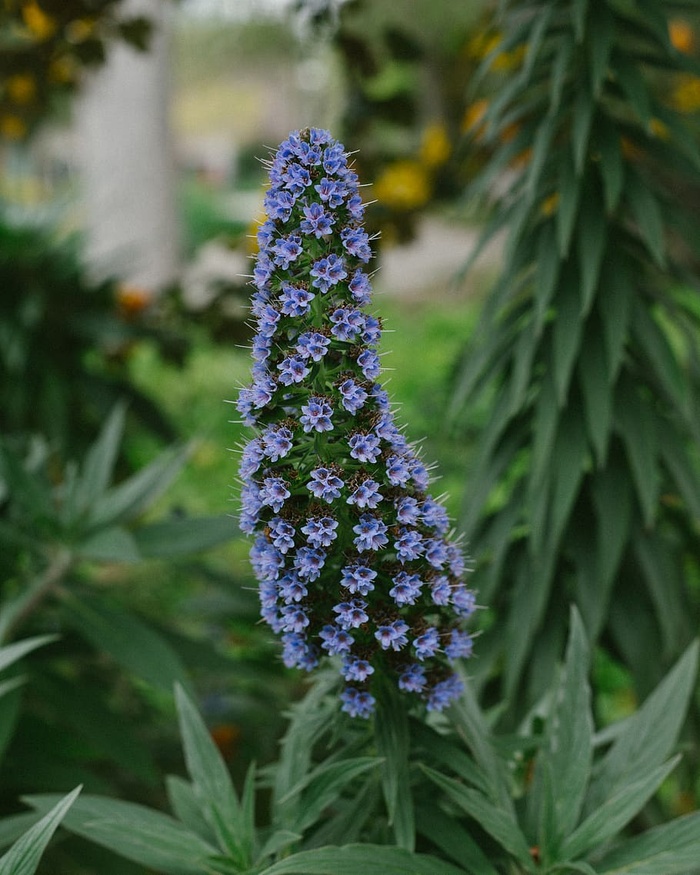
left=76, top=0, right=179, bottom=291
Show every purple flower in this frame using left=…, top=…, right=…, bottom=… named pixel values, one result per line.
left=353, top=514, right=389, bottom=552
left=398, top=663, right=427, bottom=693
left=338, top=378, right=368, bottom=413
left=342, top=655, right=375, bottom=682
left=310, top=254, right=347, bottom=292
left=297, top=332, right=330, bottom=361
left=272, top=234, right=303, bottom=268
left=357, top=348, right=381, bottom=379
left=413, top=627, right=441, bottom=660
left=349, top=269, right=372, bottom=304
left=341, top=562, right=377, bottom=595
left=426, top=673, right=464, bottom=712
left=333, top=598, right=369, bottom=629
left=279, top=284, right=315, bottom=317
left=347, top=478, right=383, bottom=510
left=260, top=476, right=290, bottom=512
left=300, top=397, right=334, bottom=433
left=348, top=432, right=382, bottom=463
left=294, top=546, right=327, bottom=581
left=320, top=624, right=355, bottom=655
left=300, top=201, right=334, bottom=238
left=375, top=619, right=410, bottom=651
left=395, top=528, right=424, bottom=563
left=261, top=425, right=294, bottom=461
left=341, top=226, right=372, bottom=262
left=307, top=467, right=344, bottom=502
left=340, top=686, right=376, bottom=719
left=389, top=571, right=423, bottom=606
left=301, top=516, right=339, bottom=548
left=277, top=356, right=311, bottom=386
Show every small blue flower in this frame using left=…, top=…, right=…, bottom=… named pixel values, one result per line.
left=347, top=478, right=383, bottom=510
left=300, top=397, right=334, bottom=433
left=341, top=562, right=377, bottom=595
left=353, top=514, right=389, bottom=552
left=307, top=466, right=344, bottom=502
left=279, top=283, right=315, bottom=316
left=301, top=201, right=335, bottom=238
left=340, top=686, right=376, bottom=719
left=389, top=571, right=423, bottom=606
left=413, top=627, right=440, bottom=660
left=277, top=356, right=311, bottom=386
left=301, top=516, right=339, bottom=548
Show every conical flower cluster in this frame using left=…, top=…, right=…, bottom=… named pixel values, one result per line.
left=237, top=128, right=476, bottom=718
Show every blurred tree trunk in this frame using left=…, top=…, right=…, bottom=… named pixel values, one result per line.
left=76, top=0, right=179, bottom=292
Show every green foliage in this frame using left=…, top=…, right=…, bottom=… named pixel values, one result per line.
left=418, top=613, right=700, bottom=875
left=0, top=216, right=185, bottom=457
left=0, top=403, right=239, bottom=856
left=451, top=0, right=700, bottom=730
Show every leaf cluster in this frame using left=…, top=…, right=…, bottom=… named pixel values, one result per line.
left=451, top=0, right=700, bottom=725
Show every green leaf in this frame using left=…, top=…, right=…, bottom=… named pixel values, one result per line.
left=74, top=404, right=126, bottom=516
left=76, top=526, right=141, bottom=563
left=24, top=792, right=215, bottom=875
left=576, top=186, right=607, bottom=314
left=530, top=609, right=592, bottom=851
left=587, top=642, right=698, bottom=813
left=552, top=281, right=585, bottom=406
left=634, top=534, right=691, bottom=659
left=631, top=305, right=688, bottom=416
left=175, top=684, right=251, bottom=868
left=375, top=684, right=414, bottom=850
left=0, top=815, right=42, bottom=854
left=557, top=150, right=582, bottom=256
left=62, top=594, right=190, bottom=693
left=416, top=804, right=498, bottom=875
left=549, top=35, right=574, bottom=112
left=625, top=170, right=665, bottom=267
left=527, top=114, right=558, bottom=202
left=588, top=5, right=614, bottom=96
left=88, top=444, right=189, bottom=529
left=549, top=402, right=588, bottom=551
left=597, top=811, right=700, bottom=874
left=0, top=636, right=57, bottom=675
left=614, top=381, right=660, bottom=526
left=421, top=766, right=534, bottom=868
left=572, top=86, right=595, bottom=174
left=0, top=787, right=80, bottom=875
left=533, top=223, right=561, bottom=337
left=616, top=54, right=652, bottom=126
left=596, top=119, right=625, bottom=212
left=448, top=674, right=513, bottom=812
left=560, top=757, right=680, bottom=861
left=133, top=514, right=234, bottom=558
left=165, top=776, right=217, bottom=846
left=596, top=258, right=631, bottom=379
left=280, top=757, right=381, bottom=836
left=572, top=0, right=589, bottom=43
left=577, top=326, right=613, bottom=466
left=258, top=844, right=467, bottom=875
left=659, top=428, right=700, bottom=520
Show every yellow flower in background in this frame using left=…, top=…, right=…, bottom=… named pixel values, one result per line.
left=669, top=19, right=695, bottom=54
left=420, top=123, right=451, bottom=168
left=672, top=75, right=700, bottom=113
left=374, top=160, right=431, bottom=211
left=491, top=43, right=526, bottom=72
left=21, top=0, right=57, bottom=41
left=465, top=30, right=502, bottom=60
left=648, top=117, right=670, bottom=140
left=66, top=17, right=95, bottom=44
left=462, top=98, right=489, bottom=140
left=540, top=192, right=559, bottom=217
left=0, top=114, right=28, bottom=140
left=620, top=136, right=643, bottom=162
left=6, top=73, right=36, bottom=105
left=48, top=55, right=77, bottom=84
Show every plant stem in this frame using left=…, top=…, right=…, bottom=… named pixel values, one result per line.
left=0, top=547, right=73, bottom=643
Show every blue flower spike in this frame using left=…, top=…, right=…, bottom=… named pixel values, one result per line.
left=237, top=128, right=477, bottom=719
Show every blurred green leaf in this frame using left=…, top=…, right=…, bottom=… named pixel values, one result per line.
left=133, top=514, right=235, bottom=558
left=62, top=595, right=190, bottom=693
left=25, top=793, right=215, bottom=875
left=625, top=170, right=665, bottom=267
left=0, top=636, right=57, bottom=675
left=561, top=756, right=680, bottom=861
left=88, top=444, right=190, bottom=530
left=597, top=811, right=700, bottom=874
left=0, top=787, right=80, bottom=875
left=76, top=526, right=141, bottom=563
left=175, top=684, right=252, bottom=868
left=73, top=404, right=126, bottom=518
left=375, top=682, right=413, bottom=850
left=259, top=844, right=467, bottom=875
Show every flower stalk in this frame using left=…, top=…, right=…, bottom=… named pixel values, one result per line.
left=237, top=128, right=476, bottom=718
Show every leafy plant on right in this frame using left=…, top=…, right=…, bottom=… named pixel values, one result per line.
left=451, top=0, right=700, bottom=745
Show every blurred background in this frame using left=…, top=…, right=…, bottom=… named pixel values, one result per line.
left=3, top=0, right=700, bottom=870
